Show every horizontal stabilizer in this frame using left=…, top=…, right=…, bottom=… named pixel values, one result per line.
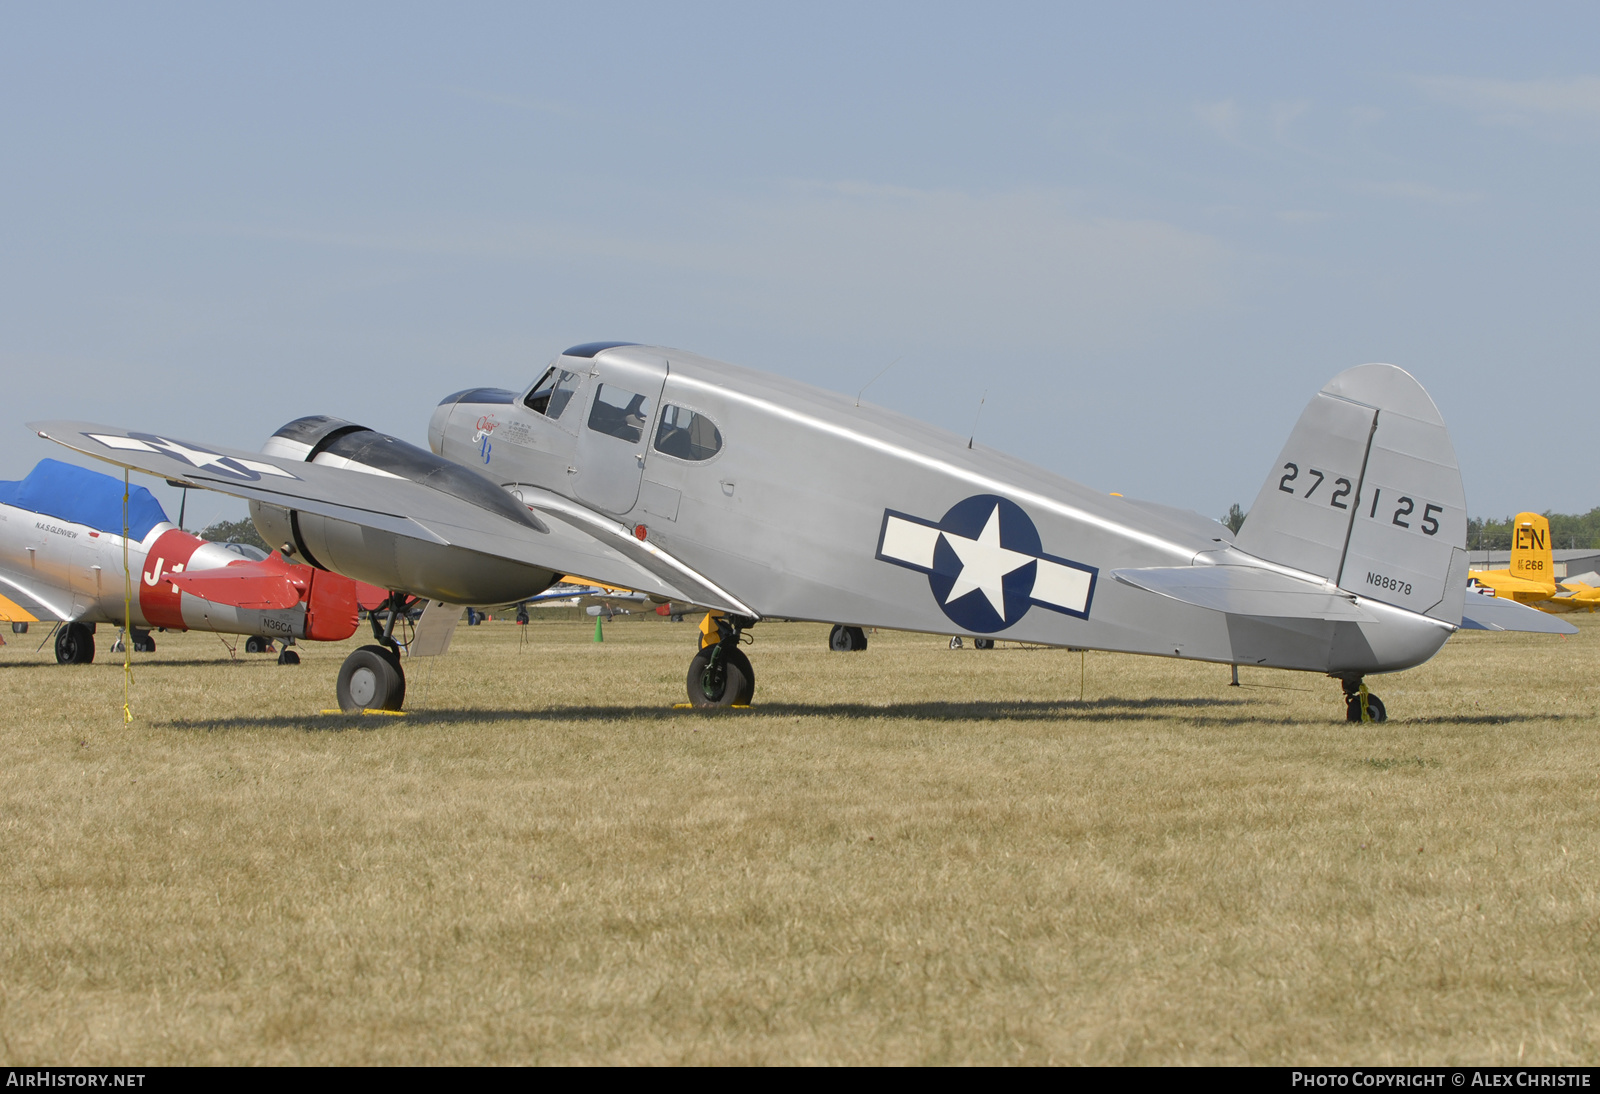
left=167, top=561, right=301, bottom=610
left=1112, top=564, right=1376, bottom=621
left=1459, top=593, right=1579, bottom=634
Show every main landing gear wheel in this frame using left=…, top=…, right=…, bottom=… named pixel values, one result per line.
left=828, top=625, right=868, bottom=652
left=133, top=634, right=156, bottom=653
left=973, top=638, right=994, bottom=650
left=687, top=645, right=755, bottom=708
left=1341, top=678, right=1387, bottom=723
left=337, top=644, right=406, bottom=712
left=55, top=623, right=94, bottom=665
left=244, top=636, right=275, bottom=654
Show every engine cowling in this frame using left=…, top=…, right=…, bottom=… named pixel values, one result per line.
left=250, top=416, right=558, bottom=605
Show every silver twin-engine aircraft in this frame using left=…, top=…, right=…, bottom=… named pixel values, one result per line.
left=31, top=341, right=1569, bottom=718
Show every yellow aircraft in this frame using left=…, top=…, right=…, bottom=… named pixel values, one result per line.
left=1468, top=513, right=1600, bottom=613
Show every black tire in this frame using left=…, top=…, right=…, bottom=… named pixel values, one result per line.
left=55, top=623, right=94, bottom=665
left=244, top=636, right=266, bottom=654
left=973, top=637, right=994, bottom=650
left=134, top=635, right=156, bottom=653
left=337, top=644, right=406, bottom=712
left=11, top=622, right=27, bottom=634
left=687, top=645, right=755, bottom=708
left=373, top=644, right=406, bottom=708
left=828, top=625, right=868, bottom=652
left=1345, top=692, right=1388, bottom=723
left=278, top=649, right=301, bottom=666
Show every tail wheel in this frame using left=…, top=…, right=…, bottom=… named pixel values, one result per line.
left=55, top=623, right=94, bottom=665
left=337, top=644, right=407, bottom=712
left=687, top=645, right=755, bottom=708
left=1345, top=693, right=1387, bottom=723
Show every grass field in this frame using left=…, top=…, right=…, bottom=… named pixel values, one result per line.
left=1, top=613, right=1597, bottom=1065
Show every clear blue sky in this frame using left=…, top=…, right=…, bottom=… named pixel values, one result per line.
left=3, top=2, right=1596, bottom=529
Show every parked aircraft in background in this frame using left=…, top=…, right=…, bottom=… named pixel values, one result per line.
left=521, top=575, right=653, bottom=612
left=1468, top=513, right=1600, bottom=614
left=0, top=459, right=384, bottom=664
left=34, top=346, right=1573, bottom=721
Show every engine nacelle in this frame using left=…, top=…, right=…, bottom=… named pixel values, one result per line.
left=250, top=416, right=558, bottom=605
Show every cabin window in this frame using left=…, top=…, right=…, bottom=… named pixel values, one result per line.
left=524, top=368, right=580, bottom=418
left=654, top=404, right=723, bottom=461
left=587, top=383, right=652, bottom=444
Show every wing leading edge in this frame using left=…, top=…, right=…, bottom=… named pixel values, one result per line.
left=31, top=421, right=755, bottom=616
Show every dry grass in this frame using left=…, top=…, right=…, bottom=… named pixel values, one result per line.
left=1, top=612, right=1597, bottom=1065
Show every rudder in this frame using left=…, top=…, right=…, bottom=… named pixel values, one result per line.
left=1235, top=363, right=1466, bottom=624
left=1508, top=512, right=1553, bottom=583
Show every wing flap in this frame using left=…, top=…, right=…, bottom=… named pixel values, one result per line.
left=1113, top=564, right=1377, bottom=621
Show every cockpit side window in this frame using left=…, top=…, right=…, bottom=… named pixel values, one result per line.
left=546, top=370, right=582, bottom=420
left=524, top=367, right=582, bottom=418
left=653, top=404, right=723, bottom=461
left=587, top=383, right=652, bottom=444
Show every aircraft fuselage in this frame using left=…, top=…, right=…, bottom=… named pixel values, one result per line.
left=431, top=345, right=1453, bottom=676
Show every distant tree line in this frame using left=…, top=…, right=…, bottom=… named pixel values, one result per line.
left=1469, top=509, right=1600, bottom=552
left=198, top=517, right=271, bottom=551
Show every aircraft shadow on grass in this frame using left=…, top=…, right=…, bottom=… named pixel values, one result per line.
left=0, top=656, right=290, bottom=669
left=157, top=697, right=1579, bottom=733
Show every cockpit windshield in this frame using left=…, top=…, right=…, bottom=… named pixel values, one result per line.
left=525, top=367, right=581, bottom=419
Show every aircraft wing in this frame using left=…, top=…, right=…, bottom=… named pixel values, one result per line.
left=30, top=421, right=755, bottom=615
left=0, top=563, right=72, bottom=623
left=1111, top=564, right=1377, bottom=621
left=1459, top=592, right=1579, bottom=634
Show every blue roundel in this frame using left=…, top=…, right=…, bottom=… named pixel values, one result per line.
left=926, top=494, right=1041, bottom=634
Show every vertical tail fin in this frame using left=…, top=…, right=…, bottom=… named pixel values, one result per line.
left=1235, top=363, right=1467, bottom=624
left=1508, top=512, right=1553, bottom=583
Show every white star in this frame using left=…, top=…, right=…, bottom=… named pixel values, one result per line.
left=150, top=437, right=231, bottom=470
left=942, top=504, right=1034, bottom=619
